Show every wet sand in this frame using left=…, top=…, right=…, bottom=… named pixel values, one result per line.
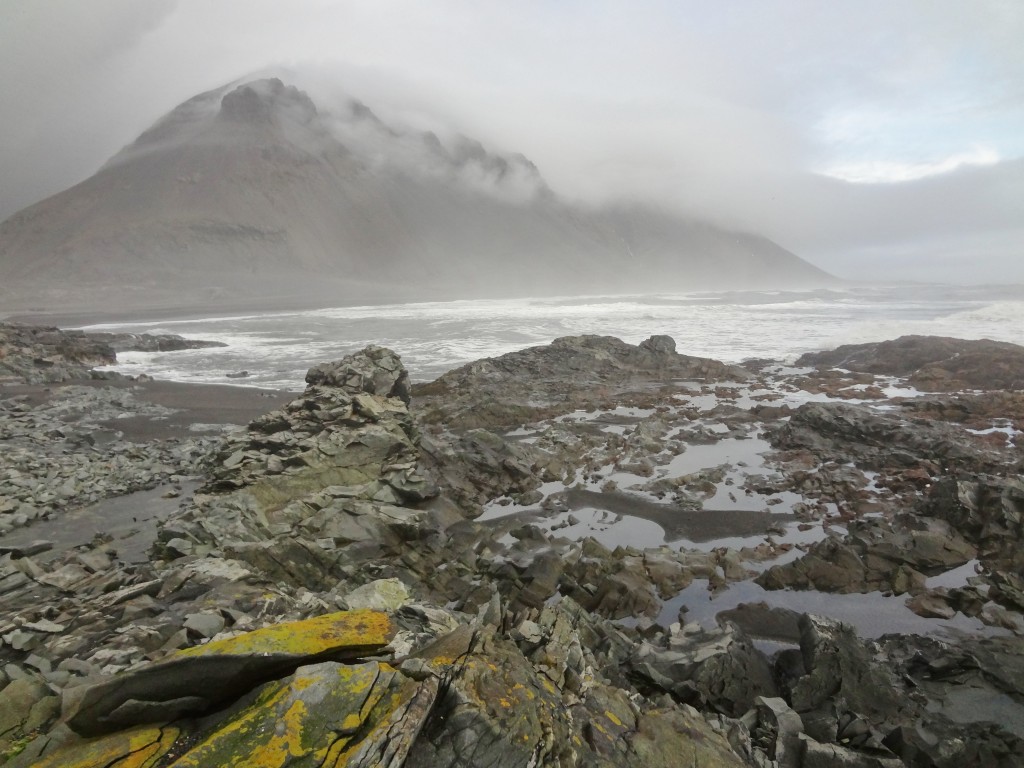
left=0, top=482, right=202, bottom=564
left=0, top=377, right=294, bottom=562
left=1, top=377, right=295, bottom=441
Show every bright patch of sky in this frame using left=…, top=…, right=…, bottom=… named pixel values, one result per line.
left=824, top=145, right=1001, bottom=184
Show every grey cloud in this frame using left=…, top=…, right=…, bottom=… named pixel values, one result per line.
left=1, top=0, right=1021, bottom=283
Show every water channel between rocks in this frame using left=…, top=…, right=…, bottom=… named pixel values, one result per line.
left=480, top=383, right=1002, bottom=641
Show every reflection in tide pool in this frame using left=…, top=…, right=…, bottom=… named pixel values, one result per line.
left=660, top=579, right=998, bottom=639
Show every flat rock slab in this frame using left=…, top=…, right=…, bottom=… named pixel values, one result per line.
left=168, top=661, right=432, bottom=767
left=65, top=610, right=396, bottom=736
left=24, top=724, right=180, bottom=768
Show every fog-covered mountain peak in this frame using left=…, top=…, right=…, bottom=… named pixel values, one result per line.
left=0, top=74, right=833, bottom=315
left=218, top=78, right=318, bottom=126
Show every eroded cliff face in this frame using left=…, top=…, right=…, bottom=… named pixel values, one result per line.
left=1, top=332, right=1023, bottom=767
left=0, top=77, right=832, bottom=315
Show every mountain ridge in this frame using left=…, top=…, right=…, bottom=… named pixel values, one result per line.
left=0, top=77, right=834, bottom=316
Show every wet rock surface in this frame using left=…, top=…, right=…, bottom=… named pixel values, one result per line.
left=797, top=334, right=1024, bottom=391
left=0, top=323, right=223, bottom=385
left=1, top=329, right=1023, bottom=766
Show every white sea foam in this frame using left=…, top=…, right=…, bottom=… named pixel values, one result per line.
left=83, top=284, right=1024, bottom=390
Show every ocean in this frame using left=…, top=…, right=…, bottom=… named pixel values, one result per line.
left=83, top=282, right=1024, bottom=390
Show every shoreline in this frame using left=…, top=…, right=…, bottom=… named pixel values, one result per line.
left=1, top=376, right=295, bottom=442
left=2, top=327, right=1023, bottom=765
left=0, top=281, right=874, bottom=329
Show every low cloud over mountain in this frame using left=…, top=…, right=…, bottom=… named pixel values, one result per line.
left=0, top=78, right=831, bottom=314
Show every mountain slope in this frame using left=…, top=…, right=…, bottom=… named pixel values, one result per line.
left=0, top=77, right=833, bottom=315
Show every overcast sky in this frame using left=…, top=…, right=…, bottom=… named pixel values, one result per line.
left=2, top=0, right=1022, bottom=283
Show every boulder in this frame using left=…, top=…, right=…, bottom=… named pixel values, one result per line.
left=305, top=345, right=411, bottom=404
left=631, top=624, right=777, bottom=716
left=790, top=615, right=906, bottom=727
left=64, top=610, right=396, bottom=736
left=159, top=661, right=430, bottom=767
left=0, top=678, right=60, bottom=756
left=342, top=578, right=412, bottom=611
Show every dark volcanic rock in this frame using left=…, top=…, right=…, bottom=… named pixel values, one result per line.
left=798, top=335, right=1024, bottom=391
left=789, top=614, right=908, bottom=726
left=86, top=332, right=226, bottom=354
left=0, top=323, right=116, bottom=384
left=413, top=334, right=749, bottom=430
left=631, top=623, right=778, bottom=716
left=0, top=323, right=225, bottom=385
left=768, top=400, right=1007, bottom=473
left=920, top=474, right=1024, bottom=578
left=305, top=345, right=411, bottom=404
left=756, top=515, right=975, bottom=595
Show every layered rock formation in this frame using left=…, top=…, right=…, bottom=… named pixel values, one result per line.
left=1, top=331, right=1023, bottom=767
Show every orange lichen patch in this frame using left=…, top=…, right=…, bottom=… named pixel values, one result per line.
left=174, top=610, right=395, bottom=659
left=30, top=725, right=179, bottom=768
left=168, top=662, right=390, bottom=768
left=322, top=676, right=431, bottom=767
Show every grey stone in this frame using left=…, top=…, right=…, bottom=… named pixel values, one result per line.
left=23, top=619, right=66, bottom=634
left=183, top=612, right=226, bottom=639
left=3, top=629, right=41, bottom=652
left=0, top=540, right=53, bottom=557
left=166, top=537, right=194, bottom=558
left=799, top=735, right=903, bottom=768
left=755, top=696, right=804, bottom=768
left=342, top=578, right=411, bottom=612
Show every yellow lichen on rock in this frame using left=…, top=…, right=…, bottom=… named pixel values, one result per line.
left=28, top=725, right=179, bottom=768
left=174, top=610, right=395, bottom=658
left=168, top=661, right=391, bottom=767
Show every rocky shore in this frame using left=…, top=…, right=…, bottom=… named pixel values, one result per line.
left=1, top=324, right=1022, bottom=767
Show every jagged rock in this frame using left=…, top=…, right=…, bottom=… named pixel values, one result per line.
left=418, top=429, right=541, bottom=514
left=0, top=324, right=116, bottom=384
left=631, top=623, right=777, bottom=716
left=754, top=696, right=804, bottom=768
left=0, top=678, right=61, bottom=757
left=159, top=661, right=429, bottom=767
left=756, top=516, right=974, bottom=595
left=799, top=735, right=903, bottom=768
left=768, top=400, right=1006, bottom=474
left=922, top=475, right=1024, bottom=572
left=413, top=334, right=749, bottom=430
left=63, top=610, right=396, bottom=736
left=408, top=625, right=745, bottom=767
left=305, top=345, right=411, bottom=405
left=790, top=615, right=907, bottom=727
left=342, top=578, right=412, bottom=611
left=17, top=724, right=180, bottom=768
left=4, top=330, right=1024, bottom=768
left=797, top=335, right=1024, bottom=391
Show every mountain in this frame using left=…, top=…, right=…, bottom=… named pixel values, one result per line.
left=0, top=77, right=833, bottom=316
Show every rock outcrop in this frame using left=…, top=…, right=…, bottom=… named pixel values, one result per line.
left=413, top=334, right=749, bottom=430
left=797, top=334, right=1024, bottom=391
left=3, top=331, right=1024, bottom=767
